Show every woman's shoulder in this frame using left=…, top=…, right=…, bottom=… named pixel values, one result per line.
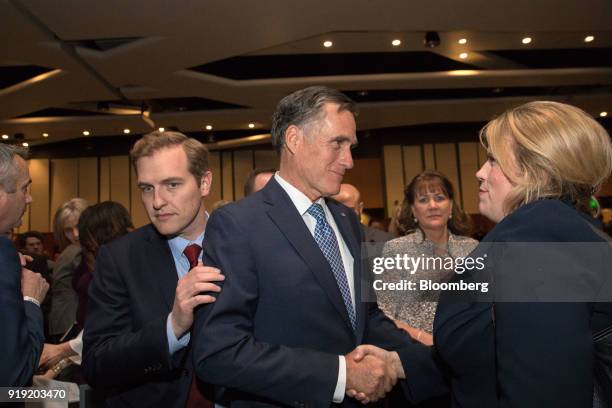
left=382, top=232, right=423, bottom=254
left=488, top=199, right=605, bottom=242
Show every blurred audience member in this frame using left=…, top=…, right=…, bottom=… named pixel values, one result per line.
left=331, top=183, right=393, bottom=244
left=379, top=171, right=477, bottom=346
left=38, top=201, right=133, bottom=382
left=212, top=199, right=231, bottom=211
left=21, top=230, right=55, bottom=272
left=22, top=230, right=44, bottom=255
left=369, top=219, right=387, bottom=232
left=48, top=198, right=88, bottom=342
left=0, top=143, right=49, bottom=385
left=243, top=167, right=275, bottom=196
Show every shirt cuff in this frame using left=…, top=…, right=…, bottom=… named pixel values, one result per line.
left=23, top=296, right=40, bottom=307
left=333, top=355, right=346, bottom=403
left=69, top=330, right=83, bottom=356
left=166, top=313, right=190, bottom=354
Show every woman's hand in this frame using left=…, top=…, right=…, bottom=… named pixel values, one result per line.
left=39, top=342, right=76, bottom=370
left=394, top=320, right=434, bottom=346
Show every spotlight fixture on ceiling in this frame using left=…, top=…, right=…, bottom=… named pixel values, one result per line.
left=600, top=111, right=608, bottom=117
left=458, top=38, right=467, bottom=45
left=391, top=39, right=401, bottom=47
left=83, top=130, right=90, bottom=136
left=459, top=52, right=468, bottom=59
left=42, top=133, right=49, bottom=137
left=205, top=125, right=213, bottom=130
left=584, top=35, right=595, bottom=43
left=123, top=129, right=130, bottom=134
left=158, top=127, right=165, bottom=132
left=2, top=134, right=9, bottom=140
left=22, top=142, right=29, bottom=147
left=323, top=40, right=333, bottom=48
left=521, top=37, right=532, bottom=44
left=424, top=31, right=440, bottom=48
left=248, top=123, right=255, bottom=129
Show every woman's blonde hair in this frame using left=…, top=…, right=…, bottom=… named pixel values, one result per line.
left=53, top=197, right=89, bottom=249
left=480, top=101, right=612, bottom=214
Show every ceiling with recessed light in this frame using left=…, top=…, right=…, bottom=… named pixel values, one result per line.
left=0, top=0, right=611, bottom=146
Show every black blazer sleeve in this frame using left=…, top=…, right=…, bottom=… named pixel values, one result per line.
left=363, top=289, right=449, bottom=403
left=0, top=237, right=44, bottom=386
left=82, top=244, right=180, bottom=388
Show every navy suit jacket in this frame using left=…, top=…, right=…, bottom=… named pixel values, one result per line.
left=0, top=236, right=44, bottom=386
left=83, top=225, right=207, bottom=407
left=433, top=199, right=612, bottom=407
left=193, top=179, right=446, bottom=407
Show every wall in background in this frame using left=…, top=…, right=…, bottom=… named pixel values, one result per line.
left=382, top=142, right=487, bottom=218
left=19, top=148, right=281, bottom=233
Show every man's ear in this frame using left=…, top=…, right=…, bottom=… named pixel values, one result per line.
left=199, top=171, right=213, bottom=196
left=283, top=125, right=301, bottom=155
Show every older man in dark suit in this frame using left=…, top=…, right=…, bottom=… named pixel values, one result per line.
left=83, top=132, right=224, bottom=406
left=0, top=144, right=49, bottom=386
left=193, top=87, right=446, bottom=407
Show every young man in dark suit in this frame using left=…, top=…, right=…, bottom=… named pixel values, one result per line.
left=83, top=132, right=224, bottom=407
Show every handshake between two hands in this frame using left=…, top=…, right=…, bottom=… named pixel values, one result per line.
left=345, top=345, right=405, bottom=404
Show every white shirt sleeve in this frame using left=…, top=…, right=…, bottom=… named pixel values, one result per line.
left=69, top=329, right=83, bottom=356
left=333, top=355, right=347, bottom=403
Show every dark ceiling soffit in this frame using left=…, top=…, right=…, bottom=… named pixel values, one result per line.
left=188, top=51, right=478, bottom=79
left=0, top=65, right=53, bottom=89
left=64, top=37, right=143, bottom=52
left=344, top=84, right=612, bottom=102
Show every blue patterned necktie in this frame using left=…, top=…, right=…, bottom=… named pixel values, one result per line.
left=307, top=203, right=356, bottom=331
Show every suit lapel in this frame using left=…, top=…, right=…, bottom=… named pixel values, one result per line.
left=263, top=180, right=354, bottom=333
left=144, top=226, right=179, bottom=309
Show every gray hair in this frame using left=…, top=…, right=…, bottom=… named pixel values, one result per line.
left=0, top=144, right=29, bottom=193
left=270, top=86, right=358, bottom=153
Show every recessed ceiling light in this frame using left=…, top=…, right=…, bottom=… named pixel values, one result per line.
left=458, top=38, right=467, bottom=45
left=123, top=128, right=130, bottom=134
left=205, top=125, right=213, bottom=130
left=584, top=35, right=595, bottom=43
left=2, top=134, right=9, bottom=140
left=323, top=40, right=333, bottom=48
left=158, top=127, right=165, bottom=132
left=42, top=133, right=49, bottom=137
left=22, top=142, right=29, bottom=147
left=600, top=111, right=608, bottom=117
left=391, top=39, right=401, bottom=47
left=459, top=52, right=469, bottom=59
left=521, top=37, right=532, bottom=44
left=248, top=123, right=255, bottom=129
left=82, top=130, right=90, bottom=136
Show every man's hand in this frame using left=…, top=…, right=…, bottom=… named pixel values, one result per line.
left=345, top=345, right=397, bottom=404
left=171, top=261, right=224, bottom=338
left=18, top=252, right=33, bottom=266
left=21, top=268, right=49, bottom=304
left=346, top=345, right=405, bottom=404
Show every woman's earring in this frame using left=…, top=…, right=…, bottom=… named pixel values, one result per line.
left=413, top=218, right=418, bottom=224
